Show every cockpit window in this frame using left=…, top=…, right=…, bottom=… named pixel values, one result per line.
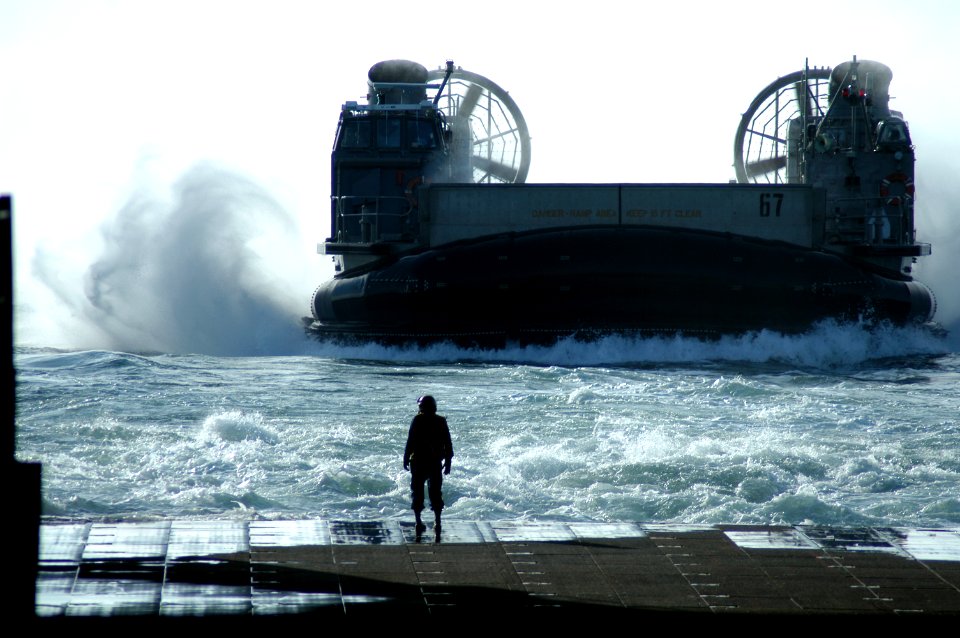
left=877, top=119, right=911, bottom=148
left=377, top=118, right=401, bottom=148
left=340, top=120, right=371, bottom=148
left=408, top=119, right=437, bottom=148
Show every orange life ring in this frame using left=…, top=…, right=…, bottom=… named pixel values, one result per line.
left=879, top=172, right=915, bottom=207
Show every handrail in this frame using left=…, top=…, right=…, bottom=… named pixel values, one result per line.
left=333, top=195, right=415, bottom=244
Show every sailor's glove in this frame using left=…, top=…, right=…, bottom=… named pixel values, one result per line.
left=443, top=459, right=452, bottom=475
left=403, top=461, right=410, bottom=472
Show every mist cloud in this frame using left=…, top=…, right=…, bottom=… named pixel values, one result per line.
left=30, top=164, right=313, bottom=355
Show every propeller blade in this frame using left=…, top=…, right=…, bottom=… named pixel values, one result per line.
left=809, top=79, right=828, bottom=117
left=745, top=155, right=787, bottom=178
left=457, top=83, right=483, bottom=120
left=472, top=156, right=517, bottom=182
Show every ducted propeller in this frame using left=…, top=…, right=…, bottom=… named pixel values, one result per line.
left=734, top=68, right=831, bottom=184
left=427, top=65, right=531, bottom=184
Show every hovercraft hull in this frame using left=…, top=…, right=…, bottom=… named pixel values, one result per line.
left=309, top=58, right=938, bottom=348
left=310, top=225, right=935, bottom=347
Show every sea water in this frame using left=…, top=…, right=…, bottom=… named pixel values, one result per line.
left=15, top=322, right=960, bottom=528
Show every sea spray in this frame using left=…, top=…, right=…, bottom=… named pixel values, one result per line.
left=18, top=345, right=959, bottom=526
left=29, top=164, right=314, bottom=355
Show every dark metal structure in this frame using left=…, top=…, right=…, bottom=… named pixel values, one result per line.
left=309, top=58, right=935, bottom=346
left=3, top=194, right=41, bottom=619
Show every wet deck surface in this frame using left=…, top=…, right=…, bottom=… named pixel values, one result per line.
left=36, top=520, right=960, bottom=619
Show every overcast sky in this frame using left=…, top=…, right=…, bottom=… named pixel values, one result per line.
left=3, top=0, right=958, bottom=350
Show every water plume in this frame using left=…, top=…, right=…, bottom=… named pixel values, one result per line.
left=30, top=163, right=313, bottom=355
left=914, top=157, right=960, bottom=350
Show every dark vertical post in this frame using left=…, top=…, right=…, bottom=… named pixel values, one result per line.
left=1, top=194, right=41, bottom=620
left=0, top=195, right=12, bottom=468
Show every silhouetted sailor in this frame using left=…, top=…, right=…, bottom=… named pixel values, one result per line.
left=403, top=395, right=453, bottom=537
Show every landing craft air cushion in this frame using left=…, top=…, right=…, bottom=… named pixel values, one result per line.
left=308, top=58, right=936, bottom=346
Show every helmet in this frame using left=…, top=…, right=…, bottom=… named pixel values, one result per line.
left=417, top=395, right=437, bottom=413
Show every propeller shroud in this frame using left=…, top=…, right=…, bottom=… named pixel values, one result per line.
left=428, top=66, right=532, bottom=184
left=734, top=68, right=832, bottom=184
